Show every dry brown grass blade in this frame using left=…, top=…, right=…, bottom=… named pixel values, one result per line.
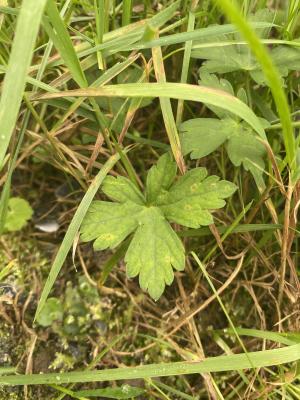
left=165, top=255, right=245, bottom=337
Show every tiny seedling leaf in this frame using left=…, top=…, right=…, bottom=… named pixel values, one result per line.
left=36, top=298, right=64, bottom=327
left=4, top=197, right=33, bottom=232
left=81, top=153, right=236, bottom=300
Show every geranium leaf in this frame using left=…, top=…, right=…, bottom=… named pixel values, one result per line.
left=81, top=201, right=142, bottom=250
left=81, top=153, right=235, bottom=300
left=193, top=43, right=299, bottom=86
left=146, top=152, right=177, bottom=204
left=180, top=118, right=232, bottom=158
left=103, top=175, right=145, bottom=204
left=191, top=10, right=300, bottom=86
left=161, top=168, right=237, bottom=228
left=125, top=207, right=184, bottom=300
left=180, top=73, right=267, bottom=188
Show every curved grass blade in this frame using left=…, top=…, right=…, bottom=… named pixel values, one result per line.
left=0, top=0, right=47, bottom=169
left=37, top=83, right=266, bottom=139
left=1, top=344, right=300, bottom=385
left=34, top=152, right=123, bottom=321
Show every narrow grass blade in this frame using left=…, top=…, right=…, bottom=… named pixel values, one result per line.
left=1, top=344, right=300, bottom=385
left=214, top=0, right=296, bottom=170
left=153, top=381, right=195, bottom=400
left=34, top=152, right=122, bottom=321
left=179, top=223, right=282, bottom=238
left=37, top=83, right=266, bottom=139
left=122, top=0, right=132, bottom=26
left=127, top=22, right=275, bottom=50
left=0, top=260, right=16, bottom=281
left=0, top=367, right=15, bottom=376
left=0, top=0, right=47, bottom=169
left=42, top=1, right=180, bottom=64
left=152, top=32, right=185, bottom=173
left=44, top=0, right=87, bottom=87
left=176, top=12, right=196, bottom=126
left=99, top=240, right=129, bottom=286
left=221, top=328, right=299, bottom=346
left=94, top=0, right=106, bottom=69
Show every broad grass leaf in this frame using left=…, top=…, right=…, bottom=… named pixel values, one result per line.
left=2, top=343, right=300, bottom=385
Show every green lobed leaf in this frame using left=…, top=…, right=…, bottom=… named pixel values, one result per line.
left=146, top=152, right=177, bottom=204
left=190, top=8, right=276, bottom=82
left=180, top=73, right=266, bottom=189
left=180, top=118, right=232, bottom=158
left=4, top=197, right=33, bottom=232
left=81, top=201, right=142, bottom=250
left=81, top=153, right=236, bottom=300
left=103, top=175, right=145, bottom=204
left=160, top=169, right=237, bottom=228
left=125, top=206, right=185, bottom=300
left=191, top=12, right=300, bottom=87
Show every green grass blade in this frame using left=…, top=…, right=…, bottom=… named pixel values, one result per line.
left=176, top=11, right=196, bottom=126
left=127, top=22, right=275, bottom=50
left=214, top=0, right=296, bottom=170
left=94, top=0, right=105, bottom=69
left=34, top=152, right=122, bottom=321
left=38, top=83, right=266, bottom=139
left=221, top=328, right=299, bottom=346
left=0, top=0, right=47, bottom=169
left=1, top=344, right=300, bottom=385
left=152, top=381, right=196, bottom=400
left=74, top=21, right=272, bottom=60
left=152, top=32, right=185, bottom=173
left=180, top=223, right=282, bottom=238
left=0, top=367, right=15, bottom=376
left=44, top=0, right=87, bottom=87
left=0, top=260, right=16, bottom=282
left=99, top=240, right=129, bottom=286
left=122, top=0, right=132, bottom=26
